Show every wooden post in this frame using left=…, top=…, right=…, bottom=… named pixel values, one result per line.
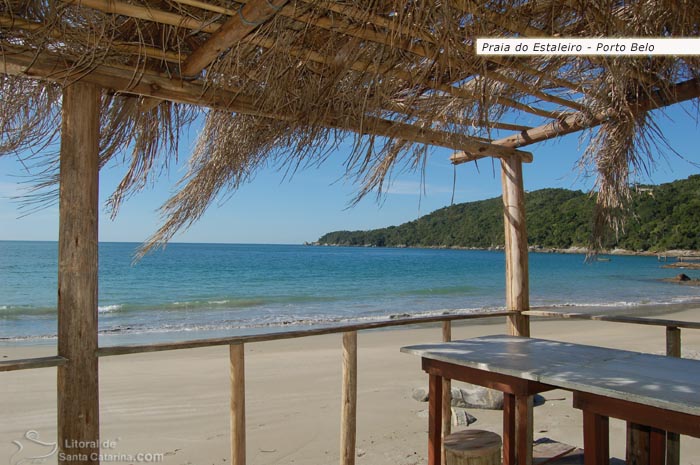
left=627, top=327, right=681, bottom=465
left=500, top=154, right=532, bottom=465
left=429, top=373, right=443, bottom=465
left=626, top=423, right=651, bottom=465
left=583, top=411, right=610, bottom=465
left=57, top=81, right=101, bottom=465
left=666, top=327, right=681, bottom=465
left=441, top=322, right=452, bottom=465
left=500, top=155, right=530, bottom=336
left=340, top=331, right=358, bottom=465
left=230, top=343, right=246, bottom=465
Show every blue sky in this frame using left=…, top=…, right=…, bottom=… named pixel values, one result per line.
left=1, top=102, right=698, bottom=244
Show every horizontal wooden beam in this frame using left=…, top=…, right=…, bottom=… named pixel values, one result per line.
left=524, top=310, right=700, bottom=330
left=65, top=0, right=558, bottom=118
left=0, top=356, right=68, bottom=372
left=97, top=311, right=513, bottom=357
left=63, top=0, right=219, bottom=33
left=0, top=16, right=183, bottom=63
left=181, top=0, right=288, bottom=78
left=451, top=78, right=700, bottom=164
left=1, top=48, right=531, bottom=159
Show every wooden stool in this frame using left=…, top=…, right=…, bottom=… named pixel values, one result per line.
left=444, top=429, right=502, bottom=465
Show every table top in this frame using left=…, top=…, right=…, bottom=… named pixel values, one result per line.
left=401, top=335, right=700, bottom=416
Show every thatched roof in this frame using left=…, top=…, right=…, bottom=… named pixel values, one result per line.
left=1, top=0, right=699, bottom=251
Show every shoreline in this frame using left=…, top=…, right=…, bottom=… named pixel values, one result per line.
left=3, top=299, right=700, bottom=354
left=310, top=242, right=700, bottom=258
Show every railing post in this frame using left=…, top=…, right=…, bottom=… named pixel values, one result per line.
left=57, top=81, right=101, bottom=465
left=340, top=331, right=358, bottom=465
left=230, top=343, right=246, bottom=465
left=441, top=321, right=452, bottom=465
left=666, top=327, right=681, bottom=465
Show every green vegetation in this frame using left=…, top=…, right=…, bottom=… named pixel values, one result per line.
left=316, top=175, right=700, bottom=251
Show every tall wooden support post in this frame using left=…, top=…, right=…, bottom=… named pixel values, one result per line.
left=230, top=343, right=246, bottom=465
left=666, top=327, right=681, bottom=465
left=57, top=82, right=101, bottom=465
left=500, top=155, right=530, bottom=337
left=441, top=322, right=452, bottom=465
left=500, top=155, right=532, bottom=465
left=340, top=331, right=358, bottom=465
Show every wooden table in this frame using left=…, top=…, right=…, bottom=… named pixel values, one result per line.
left=401, top=335, right=700, bottom=465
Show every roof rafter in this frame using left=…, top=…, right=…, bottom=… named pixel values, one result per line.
left=180, top=0, right=288, bottom=79
left=451, top=78, right=700, bottom=164
left=1, top=48, right=533, bottom=161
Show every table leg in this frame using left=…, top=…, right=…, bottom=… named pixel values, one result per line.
left=583, top=410, right=609, bottom=465
left=516, top=395, right=534, bottom=465
left=649, top=427, right=666, bottom=465
left=429, top=373, right=442, bottom=465
left=503, top=393, right=516, bottom=465
left=628, top=423, right=667, bottom=465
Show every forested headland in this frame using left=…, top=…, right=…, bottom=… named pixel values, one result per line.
left=316, top=175, right=700, bottom=252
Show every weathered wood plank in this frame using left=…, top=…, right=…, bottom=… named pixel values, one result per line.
left=523, top=310, right=700, bottom=330
left=501, top=154, right=530, bottom=337
left=230, top=344, right=246, bottom=465
left=583, top=411, right=609, bottom=465
left=0, top=356, right=68, bottom=372
left=97, top=311, right=512, bottom=357
left=57, top=81, right=101, bottom=465
left=182, top=0, right=287, bottom=77
left=452, top=78, right=700, bottom=164
left=340, top=331, right=357, bottom=465
left=666, top=327, right=681, bottom=465
left=441, top=321, right=452, bottom=465
left=428, top=373, right=443, bottom=465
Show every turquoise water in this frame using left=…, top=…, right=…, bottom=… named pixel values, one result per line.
left=1, top=241, right=699, bottom=343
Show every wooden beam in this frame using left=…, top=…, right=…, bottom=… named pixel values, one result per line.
left=340, top=331, right=358, bottom=465
left=441, top=322, right=452, bottom=465
left=428, top=373, right=443, bottom=465
left=500, top=152, right=532, bottom=465
left=230, top=344, right=246, bottom=465
left=63, top=0, right=219, bottom=33
left=297, top=0, right=438, bottom=45
left=1, top=49, right=532, bottom=158
left=472, top=71, right=585, bottom=112
left=666, top=327, right=681, bottom=465
left=0, top=356, right=68, bottom=372
left=96, top=312, right=513, bottom=357
left=244, top=33, right=557, bottom=121
left=484, top=56, right=582, bottom=94
left=64, top=0, right=560, bottom=120
left=452, top=78, right=700, bottom=164
left=57, top=81, right=101, bottom=465
left=181, top=0, right=288, bottom=78
left=0, top=16, right=183, bottom=63
left=501, top=155, right=530, bottom=333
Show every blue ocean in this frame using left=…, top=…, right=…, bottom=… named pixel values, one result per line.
left=1, top=241, right=699, bottom=344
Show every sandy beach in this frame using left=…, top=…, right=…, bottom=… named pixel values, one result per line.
left=2, top=307, right=700, bottom=465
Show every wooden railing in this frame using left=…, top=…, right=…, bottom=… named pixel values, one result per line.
left=0, top=310, right=510, bottom=465
left=1, top=308, right=698, bottom=465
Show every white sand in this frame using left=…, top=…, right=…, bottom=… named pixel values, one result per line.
left=2, top=309, right=700, bottom=465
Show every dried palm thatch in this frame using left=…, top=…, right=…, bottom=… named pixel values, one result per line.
left=1, top=0, right=699, bottom=253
